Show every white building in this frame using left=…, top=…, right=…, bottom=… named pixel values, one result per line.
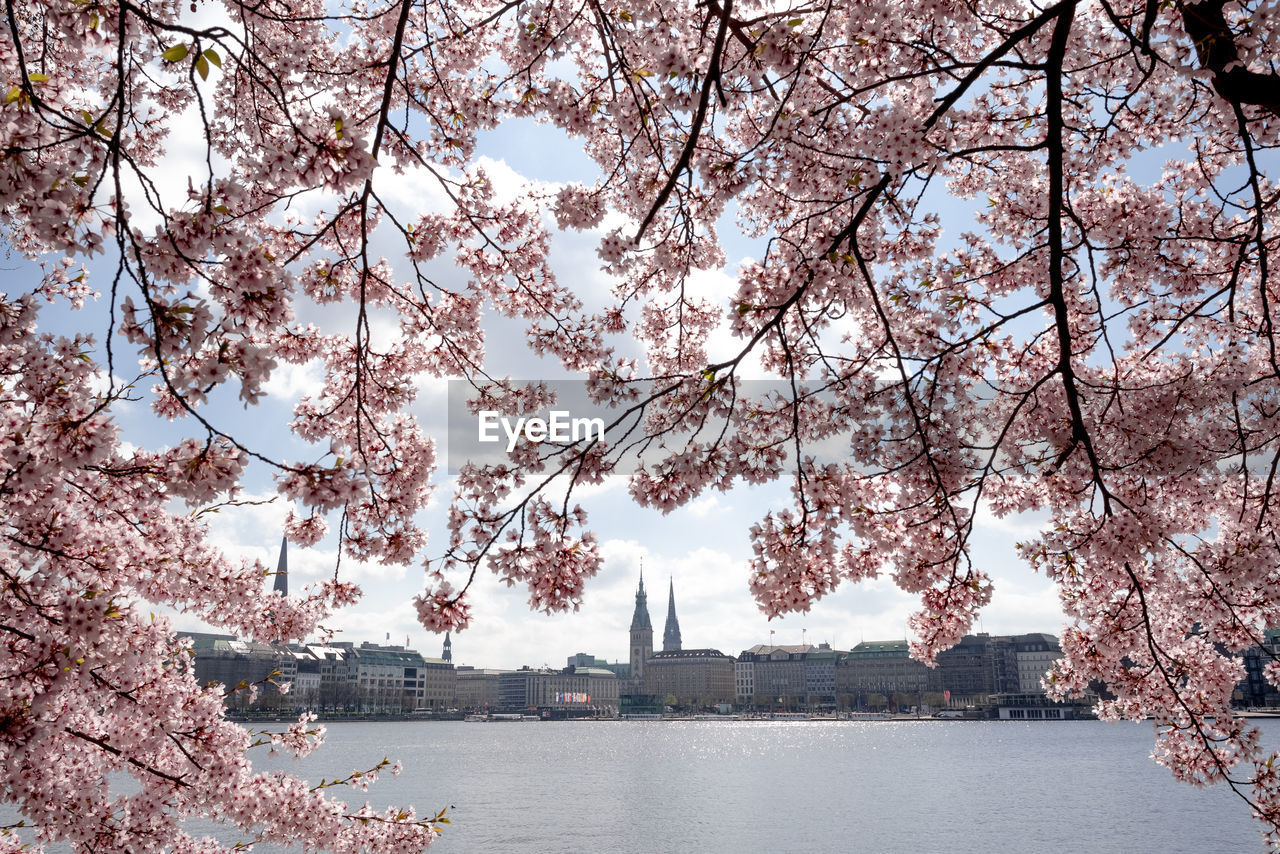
left=345, top=643, right=456, bottom=713
left=1015, top=633, right=1062, bottom=694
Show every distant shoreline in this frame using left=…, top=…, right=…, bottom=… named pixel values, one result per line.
left=226, top=709, right=1280, bottom=724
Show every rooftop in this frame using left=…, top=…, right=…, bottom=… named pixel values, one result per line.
left=847, top=640, right=912, bottom=656
left=650, top=649, right=730, bottom=660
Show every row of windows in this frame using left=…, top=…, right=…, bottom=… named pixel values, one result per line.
left=1005, top=708, right=1063, bottom=719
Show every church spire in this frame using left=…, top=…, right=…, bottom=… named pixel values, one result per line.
left=630, top=562, right=652, bottom=631
left=663, top=577, right=682, bottom=651
left=628, top=562, right=654, bottom=690
left=272, top=536, right=288, bottom=597
left=442, top=632, right=452, bottom=662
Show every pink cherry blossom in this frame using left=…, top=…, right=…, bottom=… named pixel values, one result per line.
left=5, top=0, right=1280, bottom=848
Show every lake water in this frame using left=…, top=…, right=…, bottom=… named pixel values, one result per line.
left=247, top=718, right=1272, bottom=853
left=5, top=718, right=1272, bottom=852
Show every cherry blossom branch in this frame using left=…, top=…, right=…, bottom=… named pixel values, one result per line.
left=1178, top=0, right=1280, bottom=117
left=64, top=727, right=189, bottom=788
left=632, top=0, right=731, bottom=242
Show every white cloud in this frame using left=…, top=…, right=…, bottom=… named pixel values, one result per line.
left=685, top=494, right=723, bottom=519
left=370, top=162, right=455, bottom=217
left=263, top=360, right=325, bottom=402
left=974, top=503, right=1049, bottom=539
left=473, top=155, right=542, bottom=205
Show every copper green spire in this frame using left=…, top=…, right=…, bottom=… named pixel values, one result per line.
left=630, top=564, right=652, bottom=631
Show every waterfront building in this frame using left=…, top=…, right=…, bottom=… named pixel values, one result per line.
left=409, top=653, right=456, bottom=712
left=1014, top=633, right=1062, bottom=694
left=294, top=643, right=354, bottom=711
left=544, top=666, right=619, bottom=717
left=663, top=578, right=682, bottom=651
left=188, top=631, right=291, bottom=710
left=627, top=569, right=654, bottom=692
left=455, top=666, right=506, bottom=712
left=930, top=633, right=1021, bottom=706
left=932, top=633, right=994, bottom=703
left=645, top=648, right=734, bottom=708
left=734, top=654, right=754, bottom=705
left=571, top=651, right=630, bottom=681
left=735, top=644, right=813, bottom=711
left=802, top=645, right=845, bottom=710
left=837, top=640, right=931, bottom=711
left=498, top=665, right=619, bottom=717
left=499, top=667, right=537, bottom=712
left=291, top=654, right=322, bottom=702
left=836, top=634, right=1058, bottom=711
left=987, top=635, right=1022, bottom=696
left=734, top=643, right=849, bottom=711
left=619, top=693, right=663, bottom=718
left=1237, top=629, right=1280, bottom=707
left=346, top=642, right=456, bottom=713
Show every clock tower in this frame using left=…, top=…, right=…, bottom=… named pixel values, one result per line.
left=629, top=567, right=654, bottom=690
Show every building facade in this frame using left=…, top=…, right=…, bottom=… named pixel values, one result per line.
left=836, top=640, right=930, bottom=710
left=1237, top=630, right=1280, bottom=708
left=801, top=645, right=845, bottom=710
left=498, top=666, right=619, bottom=716
left=188, top=632, right=291, bottom=711
left=455, top=666, right=507, bottom=711
left=735, top=654, right=755, bottom=704
left=1014, top=633, right=1062, bottom=694
left=736, top=644, right=811, bottom=710
left=297, top=643, right=355, bottom=710
left=645, top=648, right=734, bottom=707
left=835, top=634, right=1061, bottom=711
left=346, top=643, right=456, bottom=713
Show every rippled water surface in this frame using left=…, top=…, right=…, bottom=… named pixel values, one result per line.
left=5, top=718, right=1272, bottom=852
left=246, top=718, right=1273, bottom=853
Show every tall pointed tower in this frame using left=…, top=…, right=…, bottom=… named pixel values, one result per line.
left=663, top=577, right=682, bottom=651
left=629, top=565, right=653, bottom=689
left=273, top=536, right=288, bottom=597
left=442, top=632, right=453, bottom=662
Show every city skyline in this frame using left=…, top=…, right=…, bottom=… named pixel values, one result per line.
left=185, top=525, right=1066, bottom=674
left=185, top=583, right=1083, bottom=716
